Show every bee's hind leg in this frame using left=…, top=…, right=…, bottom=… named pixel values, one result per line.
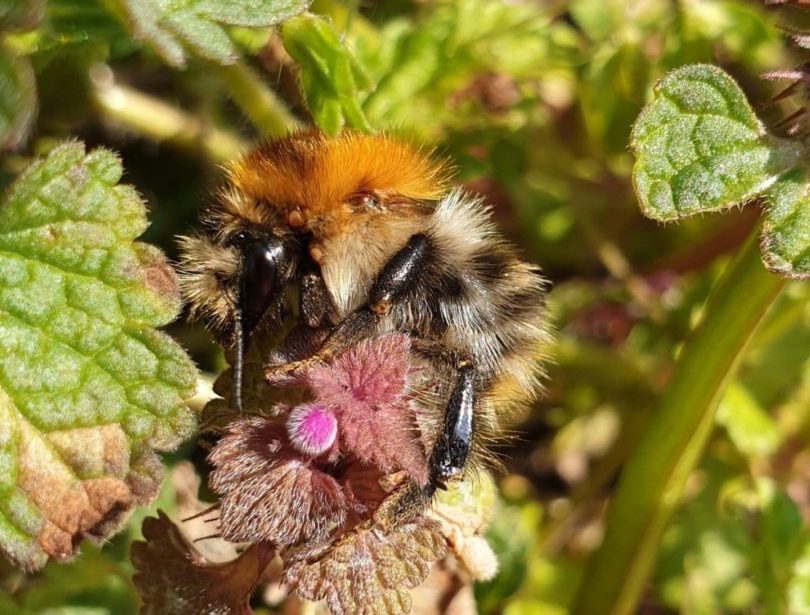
left=428, top=359, right=475, bottom=491
left=372, top=357, right=476, bottom=531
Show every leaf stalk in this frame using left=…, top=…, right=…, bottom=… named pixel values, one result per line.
left=571, top=230, right=786, bottom=615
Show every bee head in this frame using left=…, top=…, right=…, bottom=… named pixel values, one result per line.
left=177, top=200, right=302, bottom=411
left=225, top=130, right=451, bottom=264
left=177, top=130, right=451, bottom=409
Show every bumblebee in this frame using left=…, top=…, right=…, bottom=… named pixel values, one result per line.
left=178, top=131, right=550, bottom=522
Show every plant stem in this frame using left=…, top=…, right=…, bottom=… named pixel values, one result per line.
left=89, top=64, right=246, bottom=163
left=570, top=230, right=786, bottom=615
left=213, top=61, right=303, bottom=138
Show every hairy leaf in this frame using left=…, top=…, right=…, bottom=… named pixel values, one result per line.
left=762, top=170, right=810, bottom=279
left=0, top=141, right=197, bottom=571
left=631, top=64, right=791, bottom=219
left=0, top=48, right=35, bottom=150
left=284, top=518, right=446, bottom=615
left=121, top=0, right=310, bottom=67
left=282, top=14, right=373, bottom=136
left=631, top=64, right=810, bottom=278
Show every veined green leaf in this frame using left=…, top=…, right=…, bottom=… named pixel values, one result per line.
left=631, top=64, right=795, bottom=220
left=0, top=141, right=197, bottom=571
left=631, top=64, right=810, bottom=278
left=120, top=0, right=310, bottom=67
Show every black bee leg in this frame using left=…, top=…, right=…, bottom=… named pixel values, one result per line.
left=371, top=359, right=476, bottom=531
left=266, top=234, right=430, bottom=378
left=428, top=359, right=475, bottom=492
left=366, top=233, right=430, bottom=314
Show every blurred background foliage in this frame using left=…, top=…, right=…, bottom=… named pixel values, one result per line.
left=0, top=0, right=808, bottom=613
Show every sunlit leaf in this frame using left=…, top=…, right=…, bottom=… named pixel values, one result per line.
left=281, top=14, right=373, bottom=136
left=0, top=142, right=197, bottom=571
left=121, top=0, right=310, bottom=67
left=632, top=64, right=790, bottom=219
left=631, top=64, right=810, bottom=278
left=761, top=170, right=810, bottom=279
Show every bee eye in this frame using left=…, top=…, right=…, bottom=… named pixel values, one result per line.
left=351, top=192, right=382, bottom=211
left=239, top=236, right=287, bottom=337
left=229, top=230, right=250, bottom=247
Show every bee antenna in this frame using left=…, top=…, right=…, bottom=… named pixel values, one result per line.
left=233, top=306, right=245, bottom=413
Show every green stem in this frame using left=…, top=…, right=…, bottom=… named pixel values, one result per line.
left=213, top=61, right=303, bottom=138
left=570, top=231, right=786, bottom=615
left=90, top=64, right=246, bottom=163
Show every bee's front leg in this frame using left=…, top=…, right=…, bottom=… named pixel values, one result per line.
left=265, top=234, right=430, bottom=379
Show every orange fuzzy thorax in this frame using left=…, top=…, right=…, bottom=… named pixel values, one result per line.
left=225, top=131, right=450, bottom=237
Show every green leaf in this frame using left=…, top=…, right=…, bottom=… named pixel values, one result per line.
left=281, top=14, right=373, bottom=136
left=762, top=170, right=810, bottom=279
left=631, top=64, right=810, bottom=278
left=0, top=48, right=35, bottom=150
left=120, top=0, right=310, bottom=67
left=631, top=64, right=792, bottom=220
left=716, top=381, right=781, bottom=458
left=0, top=141, right=197, bottom=571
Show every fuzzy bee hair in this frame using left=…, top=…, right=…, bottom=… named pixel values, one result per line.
left=177, top=130, right=551, bottom=472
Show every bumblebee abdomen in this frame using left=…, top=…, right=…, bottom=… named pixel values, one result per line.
left=395, top=190, right=552, bottom=411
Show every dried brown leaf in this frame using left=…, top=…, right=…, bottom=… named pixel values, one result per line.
left=131, top=511, right=274, bottom=615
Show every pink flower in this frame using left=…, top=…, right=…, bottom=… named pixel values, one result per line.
left=286, top=403, right=337, bottom=456
left=208, top=417, right=347, bottom=546
left=204, top=334, right=441, bottom=614
left=307, top=335, right=429, bottom=485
